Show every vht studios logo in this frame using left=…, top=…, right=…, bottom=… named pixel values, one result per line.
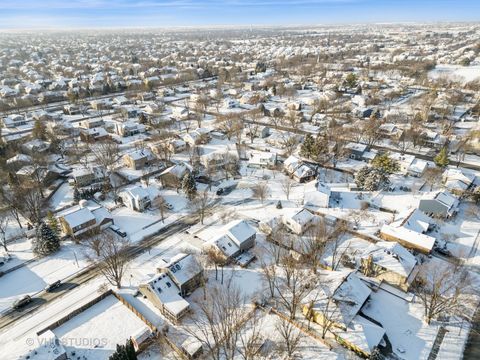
left=26, top=337, right=108, bottom=347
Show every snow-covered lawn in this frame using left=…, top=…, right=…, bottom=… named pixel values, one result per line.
left=54, top=295, right=150, bottom=360
left=362, top=288, right=439, bottom=360
left=0, top=241, right=88, bottom=313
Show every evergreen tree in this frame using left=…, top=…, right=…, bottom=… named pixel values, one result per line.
left=434, top=147, right=450, bottom=168
left=33, top=222, right=60, bottom=256
left=345, top=73, right=358, bottom=88
left=125, top=339, right=137, bottom=360
left=372, top=152, right=400, bottom=174
left=108, top=339, right=137, bottom=360
left=46, top=211, right=60, bottom=236
left=355, top=166, right=389, bottom=191
left=300, top=134, right=315, bottom=158
left=138, top=112, right=147, bottom=125
left=182, top=173, right=197, bottom=201
left=73, top=187, right=80, bottom=202
left=32, top=119, right=47, bottom=140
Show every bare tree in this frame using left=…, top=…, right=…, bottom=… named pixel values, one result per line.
left=193, top=189, right=212, bottom=225
left=0, top=214, right=10, bottom=252
left=281, top=177, right=294, bottom=200
left=252, top=181, right=269, bottom=204
left=423, top=167, right=443, bottom=191
left=414, top=262, right=471, bottom=325
left=21, top=186, right=43, bottom=225
left=275, top=317, right=302, bottom=359
left=86, top=232, right=129, bottom=289
left=152, top=195, right=168, bottom=222
left=185, top=284, right=246, bottom=360
left=274, top=255, right=314, bottom=320
left=301, top=220, right=331, bottom=274
left=90, top=140, right=120, bottom=173
left=237, top=311, right=265, bottom=360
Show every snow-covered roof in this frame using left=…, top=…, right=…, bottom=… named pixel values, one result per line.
left=144, top=273, right=190, bottom=316
left=392, top=209, right=432, bottom=234
left=161, top=253, right=203, bottom=287
left=361, top=241, right=417, bottom=278
left=226, top=220, right=256, bottom=247
left=309, top=270, right=371, bottom=328
left=62, top=207, right=95, bottom=228
left=380, top=224, right=435, bottom=253
left=334, top=315, right=385, bottom=355
left=291, top=208, right=315, bottom=226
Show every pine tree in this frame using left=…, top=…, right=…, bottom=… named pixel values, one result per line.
left=33, top=222, right=60, bottom=256
left=125, top=339, right=137, bottom=360
left=300, top=134, right=315, bottom=158
left=46, top=211, right=60, bottom=236
left=372, top=153, right=399, bottom=174
left=108, top=339, right=137, bottom=360
left=182, top=173, right=197, bottom=201
left=32, top=119, right=47, bottom=140
left=73, top=187, right=80, bottom=202
left=434, top=147, right=449, bottom=168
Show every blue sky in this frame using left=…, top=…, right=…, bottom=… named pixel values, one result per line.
left=0, top=0, right=479, bottom=29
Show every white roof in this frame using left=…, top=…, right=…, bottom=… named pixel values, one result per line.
left=308, top=270, right=371, bottom=327
left=361, top=241, right=417, bottom=278
left=346, top=142, right=367, bottom=153
left=291, top=208, right=314, bottom=225
left=144, top=273, right=190, bottom=316
left=380, top=224, right=435, bottom=253
left=335, top=315, right=385, bottom=354
left=435, top=191, right=458, bottom=209
left=226, top=220, right=256, bottom=247
left=62, top=207, right=95, bottom=228
left=162, top=253, right=203, bottom=287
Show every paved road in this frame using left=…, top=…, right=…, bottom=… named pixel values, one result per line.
left=0, top=216, right=196, bottom=331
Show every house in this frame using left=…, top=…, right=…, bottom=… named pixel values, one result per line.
left=345, top=142, right=368, bottom=161
left=172, top=107, right=189, bottom=120
left=115, top=121, right=146, bottom=137
left=158, top=163, right=191, bottom=188
left=120, top=186, right=151, bottom=212
left=360, top=241, right=418, bottom=291
left=183, top=129, right=211, bottom=146
left=379, top=224, right=435, bottom=254
left=71, top=167, right=95, bottom=187
left=282, top=208, right=315, bottom=235
left=21, top=139, right=50, bottom=154
left=139, top=272, right=190, bottom=323
left=204, top=220, right=256, bottom=263
left=79, top=127, right=110, bottom=142
left=283, top=155, right=316, bottom=183
left=418, top=190, right=459, bottom=218
left=158, top=253, right=204, bottom=296
left=304, top=182, right=332, bottom=208
left=168, top=139, right=187, bottom=153
left=58, top=202, right=113, bottom=238
left=247, top=151, right=277, bottom=168
left=390, top=153, right=415, bottom=174
left=2, top=114, right=26, bottom=128
left=442, top=168, right=476, bottom=194
left=123, top=149, right=155, bottom=170
left=79, top=118, right=104, bottom=129
left=408, top=159, right=428, bottom=177
left=303, top=270, right=385, bottom=358
left=6, top=154, right=32, bottom=168
left=71, top=166, right=107, bottom=187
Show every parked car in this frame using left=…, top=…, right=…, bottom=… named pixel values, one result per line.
left=165, top=202, right=174, bottom=210
left=110, top=225, right=127, bottom=237
left=45, top=280, right=62, bottom=292
left=12, top=295, right=32, bottom=310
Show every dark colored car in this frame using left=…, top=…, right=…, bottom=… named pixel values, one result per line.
left=45, top=280, right=62, bottom=292
left=12, top=295, right=32, bottom=310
